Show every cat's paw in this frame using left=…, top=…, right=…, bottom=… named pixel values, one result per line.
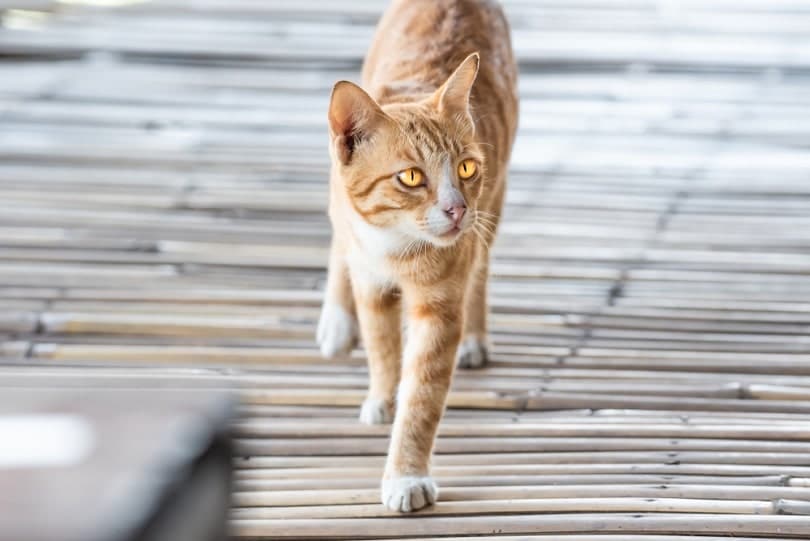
left=382, top=475, right=438, bottom=513
left=456, top=335, right=488, bottom=369
left=317, top=301, right=358, bottom=359
left=359, top=397, right=393, bottom=425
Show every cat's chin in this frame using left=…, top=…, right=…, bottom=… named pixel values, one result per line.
left=419, top=225, right=465, bottom=248
left=425, top=235, right=461, bottom=248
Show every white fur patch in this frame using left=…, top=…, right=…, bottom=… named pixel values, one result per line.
left=345, top=211, right=402, bottom=293
left=316, top=301, right=357, bottom=359
left=381, top=475, right=438, bottom=513
left=349, top=210, right=410, bottom=259
left=359, top=397, right=392, bottom=425
left=456, top=335, right=488, bottom=368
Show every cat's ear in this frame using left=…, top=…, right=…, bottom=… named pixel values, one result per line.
left=328, top=81, right=387, bottom=165
left=435, top=52, right=479, bottom=118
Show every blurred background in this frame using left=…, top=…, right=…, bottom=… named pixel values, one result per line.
left=2, top=1, right=810, bottom=540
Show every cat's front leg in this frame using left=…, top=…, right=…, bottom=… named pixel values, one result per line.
left=382, top=289, right=463, bottom=512
left=353, top=278, right=402, bottom=425
left=318, top=238, right=359, bottom=360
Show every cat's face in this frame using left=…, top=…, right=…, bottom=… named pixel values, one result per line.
left=329, top=54, right=483, bottom=250
left=336, top=102, right=485, bottom=249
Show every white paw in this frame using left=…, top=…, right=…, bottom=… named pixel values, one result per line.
left=317, top=301, right=358, bottom=359
left=456, top=335, right=488, bottom=368
left=359, top=397, right=393, bottom=425
left=382, top=475, right=438, bottom=513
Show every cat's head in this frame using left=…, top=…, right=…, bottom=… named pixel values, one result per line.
left=328, top=53, right=484, bottom=251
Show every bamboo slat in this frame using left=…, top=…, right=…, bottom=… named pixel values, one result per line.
left=232, top=474, right=791, bottom=493
left=231, top=484, right=810, bottom=508
left=231, top=496, right=776, bottom=520
left=231, top=514, right=810, bottom=538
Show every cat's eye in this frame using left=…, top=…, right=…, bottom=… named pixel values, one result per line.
left=396, top=168, right=424, bottom=187
left=458, top=159, right=478, bottom=180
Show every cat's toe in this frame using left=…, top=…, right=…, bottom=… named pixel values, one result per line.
left=382, top=475, right=438, bottom=513
left=317, top=301, right=358, bottom=359
left=359, top=397, right=393, bottom=425
left=456, top=336, right=488, bottom=369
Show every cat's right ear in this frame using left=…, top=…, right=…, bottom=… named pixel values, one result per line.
left=328, top=81, right=386, bottom=165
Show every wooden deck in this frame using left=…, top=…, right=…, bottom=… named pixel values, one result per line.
left=3, top=0, right=810, bottom=539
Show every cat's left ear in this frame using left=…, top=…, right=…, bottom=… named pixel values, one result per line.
left=435, top=52, right=480, bottom=120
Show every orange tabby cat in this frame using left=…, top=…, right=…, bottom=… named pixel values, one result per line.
left=317, top=0, right=518, bottom=512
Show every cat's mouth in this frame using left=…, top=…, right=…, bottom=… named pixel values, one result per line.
left=437, top=224, right=463, bottom=241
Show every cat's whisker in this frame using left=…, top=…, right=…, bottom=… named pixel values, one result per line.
left=475, top=216, right=497, bottom=227
left=473, top=222, right=495, bottom=244
left=470, top=224, right=489, bottom=248
left=474, top=216, right=498, bottom=230
left=476, top=224, right=496, bottom=237
left=462, top=141, right=494, bottom=152
left=474, top=223, right=493, bottom=241
left=398, top=239, right=421, bottom=260
left=474, top=214, right=497, bottom=233
left=474, top=215, right=498, bottom=225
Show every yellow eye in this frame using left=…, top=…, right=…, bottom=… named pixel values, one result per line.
left=458, top=159, right=478, bottom=180
left=396, top=168, right=424, bottom=187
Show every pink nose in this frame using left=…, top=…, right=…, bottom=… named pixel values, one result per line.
left=444, top=204, right=467, bottom=226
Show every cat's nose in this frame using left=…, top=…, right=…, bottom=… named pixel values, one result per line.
left=444, top=204, right=467, bottom=226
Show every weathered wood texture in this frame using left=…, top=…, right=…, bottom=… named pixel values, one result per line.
left=2, top=0, right=810, bottom=539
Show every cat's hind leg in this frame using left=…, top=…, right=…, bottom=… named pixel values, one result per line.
left=456, top=254, right=490, bottom=368
left=457, top=200, right=502, bottom=369
left=317, top=239, right=359, bottom=359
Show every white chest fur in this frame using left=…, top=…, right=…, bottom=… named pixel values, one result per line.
left=345, top=212, right=406, bottom=289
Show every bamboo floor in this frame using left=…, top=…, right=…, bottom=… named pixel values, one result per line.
left=2, top=0, right=810, bottom=539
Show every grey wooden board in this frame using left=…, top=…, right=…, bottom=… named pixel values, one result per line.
left=0, top=388, right=234, bottom=541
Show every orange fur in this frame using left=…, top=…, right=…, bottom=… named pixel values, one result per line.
left=318, top=0, right=518, bottom=512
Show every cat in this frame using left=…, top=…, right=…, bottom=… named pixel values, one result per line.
left=317, top=0, right=518, bottom=512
